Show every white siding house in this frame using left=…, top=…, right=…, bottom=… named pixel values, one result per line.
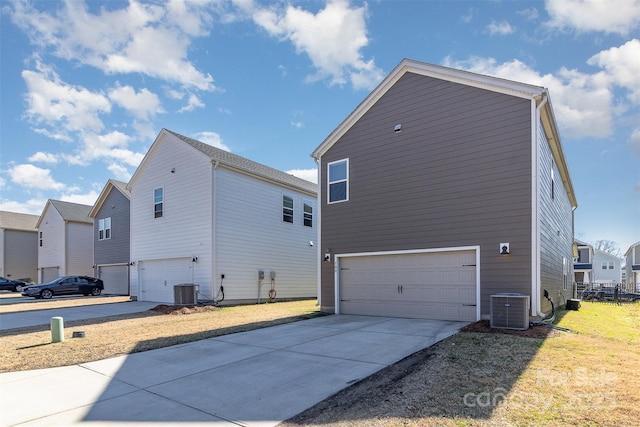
left=624, top=242, right=640, bottom=291
left=36, top=200, right=93, bottom=283
left=592, top=249, right=623, bottom=284
left=128, top=129, right=317, bottom=304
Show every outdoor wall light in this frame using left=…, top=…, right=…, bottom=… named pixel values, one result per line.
left=129, top=261, right=135, bottom=266
left=192, top=256, right=198, bottom=262
left=394, top=124, right=402, bottom=133
left=324, top=250, right=331, bottom=262
left=500, top=243, right=510, bottom=255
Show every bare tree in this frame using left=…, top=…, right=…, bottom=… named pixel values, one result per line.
left=593, top=240, right=622, bottom=257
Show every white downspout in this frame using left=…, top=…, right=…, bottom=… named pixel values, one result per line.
left=314, top=157, right=321, bottom=307
left=532, top=94, right=548, bottom=318
left=212, top=160, right=219, bottom=302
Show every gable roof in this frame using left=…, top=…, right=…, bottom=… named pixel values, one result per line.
left=0, top=211, right=39, bottom=232
left=129, top=129, right=317, bottom=195
left=312, top=58, right=577, bottom=208
left=36, top=200, right=93, bottom=228
left=89, top=179, right=131, bottom=218
left=625, top=242, right=640, bottom=257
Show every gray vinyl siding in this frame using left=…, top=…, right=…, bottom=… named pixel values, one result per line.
left=320, top=73, right=533, bottom=316
left=3, top=230, right=38, bottom=281
left=94, top=188, right=130, bottom=266
left=538, top=123, right=574, bottom=309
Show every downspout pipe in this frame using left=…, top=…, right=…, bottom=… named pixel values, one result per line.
left=532, top=93, right=548, bottom=319
left=212, top=160, right=220, bottom=302
left=314, top=157, right=321, bottom=307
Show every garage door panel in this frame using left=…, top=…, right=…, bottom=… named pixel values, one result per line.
left=98, top=265, right=129, bottom=295
left=140, top=258, right=192, bottom=303
left=339, top=250, right=478, bottom=322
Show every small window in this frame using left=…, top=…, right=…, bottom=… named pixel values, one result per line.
left=283, top=195, right=294, bottom=223
left=601, top=262, right=608, bottom=270
left=99, top=217, right=111, bottom=240
left=328, top=159, right=348, bottom=203
left=39, top=231, right=42, bottom=247
left=303, top=200, right=313, bottom=227
left=551, top=162, right=555, bottom=200
left=154, top=188, right=163, bottom=218
left=608, top=262, right=614, bottom=270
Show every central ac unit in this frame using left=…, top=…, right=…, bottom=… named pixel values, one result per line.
left=490, top=293, right=530, bottom=330
left=174, top=284, right=199, bottom=305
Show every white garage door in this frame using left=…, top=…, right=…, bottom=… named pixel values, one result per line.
left=98, top=264, right=129, bottom=295
left=139, top=258, right=192, bottom=303
left=338, top=250, right=478, bottom=322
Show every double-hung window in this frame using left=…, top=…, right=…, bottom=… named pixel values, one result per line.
left=328, top=159, right=348, bottom=203
left=303, top=199, right=313, bottom=227
left=154, top=188, right=164, bottom=218
left=282, top=195, right=294, bottom=223
left=98, top=217, right=111, bottom=240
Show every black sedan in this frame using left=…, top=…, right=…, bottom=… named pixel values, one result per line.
left=22, top=276, right=104, bottom=299
left=0, top=276, right=27, bottom=292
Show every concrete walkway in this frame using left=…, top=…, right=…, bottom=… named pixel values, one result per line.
left=0, top=312, right=467, bottom=426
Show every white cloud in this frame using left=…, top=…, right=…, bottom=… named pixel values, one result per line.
left=107, top=163, right=133, bottom=182
left=22, top=65, right=111, bottom=135
left=545, top=0, right=640, bottom=35
left=587, top=39, right=640, bottom=105
left=178, top=94, right=205, bottom=113
left=517, top=7, right=539, bottom=21
left=60, top=190, right=100, bottom=206
left=486, top=21, right=515, bottom=35
left=0, top=197, right=48, bottom=216
left=251, top=0, right=383, bottom=90
left=108, top=85, right=164, bottom=120
left=10, top=0, right=215, bottom=91
left=286, top=168, right=317, bottom=184
left=193, top=131, right=231, bottom=152
left=28, top=152, right=59, bottom=164
left=8, top=164, right=65, bottom=191
left=442, top=56, right=614, bottom=139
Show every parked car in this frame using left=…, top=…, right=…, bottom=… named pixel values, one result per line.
left=0, top=277, right=27, bottom=292
left=21, top=276, right=104, bottom=299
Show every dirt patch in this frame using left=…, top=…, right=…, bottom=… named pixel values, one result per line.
left=460, top=319, right=565, bottom=339
left=150, top=303, right=219, bottom=315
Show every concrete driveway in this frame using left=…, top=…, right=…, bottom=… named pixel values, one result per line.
left=0, top=300, right=467, bottom=426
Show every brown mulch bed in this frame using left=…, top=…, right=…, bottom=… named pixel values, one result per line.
left=150, top=304, right=219, bottom=315
left=460, top=319, right=565, bottom=338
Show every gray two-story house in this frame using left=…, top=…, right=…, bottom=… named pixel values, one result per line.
left=312, top=59, right=577, bottom=323
left=89, top=179, right=131, bottom=295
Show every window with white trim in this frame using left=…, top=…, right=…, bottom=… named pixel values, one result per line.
left=303, top=199, right=313, bottom=227
left=551, top=161, right=555, bottom=200
left=282, top=195, right=294, bottom=223
left=98, top=217, right=111, bottom=240
left=601, top=261, right=614, bottom=270
left=154, top=188, right=163, bottom=218
left=328, top=159, right=348, bottom=203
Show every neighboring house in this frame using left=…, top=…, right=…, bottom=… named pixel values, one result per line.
left=625, top=242, right=640, bottom=291
left=591, top=249, right=622, bottom=284
left=574, top=239, right=594, bottom=285
left=0, top=211, right=39, bottom=282
left=127, top=128, right=317, bottom=304
left=36, top=200, right=93, bottom=283
left=89, top=179, right=131, bottom=295
left=311, top=59, right=577, bottom=323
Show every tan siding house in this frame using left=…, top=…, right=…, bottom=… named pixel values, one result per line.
left=312, top=59, right=577, bottom=322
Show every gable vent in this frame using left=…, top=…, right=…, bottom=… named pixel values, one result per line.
left=490, top=293, right=530, bottom=330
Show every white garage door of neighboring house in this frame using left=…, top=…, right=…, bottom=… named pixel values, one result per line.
left=338, top=249, right=478, bottom=322
left=41, top=267, right=59, bottom=283
left=98, top=264, right=129, bottom=295
left=139, top=258, right=192, bottom=303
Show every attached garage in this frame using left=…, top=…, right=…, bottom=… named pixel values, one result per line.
left=40, top=266, right=59, bottom=283
left=97, top=264, right=129, bottom=295
left=336, top=248, right=479, bottom=322
left=138, top=257, right=193, bottom=303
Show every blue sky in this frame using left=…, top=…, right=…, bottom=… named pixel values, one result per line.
left=1, top=0, right=639, bottom=253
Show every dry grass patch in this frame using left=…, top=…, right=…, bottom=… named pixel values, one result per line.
left=283, top=302, right=640, bottom=427
left=0, top=299, right=322, bottom=373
